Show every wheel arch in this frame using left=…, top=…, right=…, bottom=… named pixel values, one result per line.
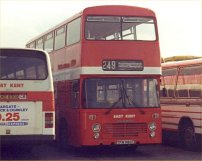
left=178, top=116, right=195, bottom=134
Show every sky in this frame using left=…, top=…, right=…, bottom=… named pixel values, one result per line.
left=0, top=0, right=201, bottom=58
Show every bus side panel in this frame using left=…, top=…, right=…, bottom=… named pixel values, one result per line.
left=55, top=80, right=81, bottom=147
left=52, top=44, right=81, bottom=73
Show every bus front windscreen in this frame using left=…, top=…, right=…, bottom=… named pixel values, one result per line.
left=0, top=49, right=48, bottom=80
left=85, top=16, right=156, bottom=41
left=83, top=78, right=160, bottom=108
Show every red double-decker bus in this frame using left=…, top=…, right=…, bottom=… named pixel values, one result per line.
left=26, top=5, right=162, bottom=148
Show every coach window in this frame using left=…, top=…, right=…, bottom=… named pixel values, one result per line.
left=55, top=26, right=66, bottom=50
left=162, top=68, right=178, bottom=98
left=67, top=18, right=81, bottom=46
left=177, top=67, right=188, bottom=97
left=16, top=70, right=24, bottom=79
left=36, top=38, right=44, bottom=50
left=178, top=66, right=202, bottom=98
left=44, top=32, right=54, bottom=52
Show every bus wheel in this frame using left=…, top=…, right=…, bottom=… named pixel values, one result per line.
left=179, top=121, right=197, bottom=151
left=58, top=121, right=69, bottom=150
left=124, top=145, right=138, bottom=153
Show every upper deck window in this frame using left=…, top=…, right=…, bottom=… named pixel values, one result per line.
left=29, top=42, right=36, bottom=48
left=55, top=26, right=66, bottom=50
left=85, top=16, right=156, bottom=41
left=67, top=18, right=81, bottom=45
left=44, top=32, right=54, bottom=52
left=36, top=38, right=44, bottom=50
left=0, top=49, right=48, bottom=80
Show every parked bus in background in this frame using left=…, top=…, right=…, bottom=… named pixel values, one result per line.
left=0, top=48, right=55, bottom=143
left=160, top=57, right=202, bottom=151
left=26, top=5, right=162, bottom=149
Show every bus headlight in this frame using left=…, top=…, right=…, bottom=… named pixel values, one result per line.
left=148, top=122, right=156, bottom=131
left=150, top=131, right=156, bottom=138
left=92, top=123, right=101, bottom=132
left=94, top=133, right=100, bottom=139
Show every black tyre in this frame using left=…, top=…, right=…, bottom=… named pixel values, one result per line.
left=179, top=121, right=197, bottom=151
left=58, top=121, right=69, bottom=150
left=122, top=145, right=138, bottom=154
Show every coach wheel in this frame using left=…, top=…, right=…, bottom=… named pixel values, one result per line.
left=179, top=121, right=197, bottom=151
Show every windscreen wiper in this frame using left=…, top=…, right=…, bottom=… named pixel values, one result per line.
left=105, top=80, right=145, bottom=115
left=105, top=81, right=125, bottom=114
left=121, top=81, right=145, bottom=114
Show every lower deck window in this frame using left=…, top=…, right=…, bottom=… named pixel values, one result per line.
left=83, top=78, right=159, bottom=108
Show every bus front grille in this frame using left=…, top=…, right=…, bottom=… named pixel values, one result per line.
left=103, top=123, right=147, bottom=138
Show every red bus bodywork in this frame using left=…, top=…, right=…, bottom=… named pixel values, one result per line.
left=26, top=5, right=162, bottom=147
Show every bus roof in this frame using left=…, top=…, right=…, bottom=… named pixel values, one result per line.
left=26, top=5, right=156, bottom=45
left=0, top=47, right=49, bottom=58
left=162, top=55, right=202, bottom=63
left=162, top=58, right=202, bottom=68
left=0, top=47, right=46, bottom=53
left=83, top=5, right=156, bottom=17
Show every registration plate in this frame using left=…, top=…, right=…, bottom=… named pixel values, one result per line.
left=116, top=140, right=135, bottom=145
